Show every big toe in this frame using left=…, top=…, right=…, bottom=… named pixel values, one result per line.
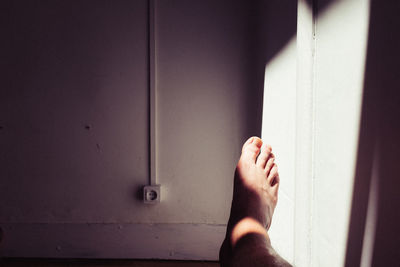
left=241, top=136, right=263, bottom=163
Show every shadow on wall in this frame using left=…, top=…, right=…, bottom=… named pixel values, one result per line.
left=250, top=0, right=335, bottom=137
left=249, top=0, right=333, bottom=135
left=345, top=0, right=400, bottom=266
left=243, top=0, right=297, bottom=136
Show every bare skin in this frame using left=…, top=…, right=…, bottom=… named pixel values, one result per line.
left=220, top=137, right=292, bottom=267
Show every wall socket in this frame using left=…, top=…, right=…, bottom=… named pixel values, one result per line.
left=143, top=185, right=160, bottom=204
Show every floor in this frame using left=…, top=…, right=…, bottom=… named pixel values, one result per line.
left=0, top=259, right=220, bottom=267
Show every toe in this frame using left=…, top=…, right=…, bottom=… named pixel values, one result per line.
left=270, top=175, right=280, bottom=197
left=252, top=137, right=263, bottom=148
left=264, top=153, right=275, bottom=173
left=242, top=136, right=262, bottom=152
left=267, top=164, right=279, bottom=186
left=256, top=144, right=272, bottom=168
left=268, top=165, right=280, bottom=198
left=241, top=137, right=255, bottom=152
left=241, top=137, right=262, bottom=163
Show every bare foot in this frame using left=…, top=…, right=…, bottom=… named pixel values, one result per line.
left=220, top=136, right=280, bottom=266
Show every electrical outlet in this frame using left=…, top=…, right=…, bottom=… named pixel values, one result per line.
left=143, top=185, right=160, bottom=204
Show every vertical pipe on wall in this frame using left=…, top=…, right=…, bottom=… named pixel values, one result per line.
left=149, top=0, right=157, bottom=186
left=294, top=0, right=316, bottom=266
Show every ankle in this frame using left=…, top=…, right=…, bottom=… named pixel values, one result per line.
left=230, top=217, right=270, bottom=248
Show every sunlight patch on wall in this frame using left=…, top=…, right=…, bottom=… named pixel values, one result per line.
left=261, top=36, right=297, bottom=264
left=261, top=0, right=370, bottom=265
left=312, top=0, right=370, bottom=266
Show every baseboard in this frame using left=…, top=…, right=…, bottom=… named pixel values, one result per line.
left=0, top=223, right=226, bottom=260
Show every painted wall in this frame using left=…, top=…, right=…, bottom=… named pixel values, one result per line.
left=3, top=0, right=391, bottom=264
left=345, top=0, right=400, bottom=266
left=0, top=0, right=150, bottom=224
left=261, top=21, right=297, bottom=267
left=0, top=0, right=283, bottom=260
left=312, top=0, right=370, bottom=266
left=262, top=0, right=370, bottom=265
left=149, top=0, right=266, bottom=224
left=0, top=0, right=268, bottom=224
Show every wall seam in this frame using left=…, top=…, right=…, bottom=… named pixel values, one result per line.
left=310, top=0, right=318, bottom=266
left=294, top=0, right=316, bottom=266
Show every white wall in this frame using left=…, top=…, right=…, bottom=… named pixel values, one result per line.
left=262, top=37, right=297, bottom=263
left=262, top=0, right=370, bottom=266
left=312, top=0, right=370, bottom=266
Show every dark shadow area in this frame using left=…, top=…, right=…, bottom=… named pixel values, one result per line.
left=345, top=0, right=400, bottom=266
left=0, top=0, right=150, bottom=222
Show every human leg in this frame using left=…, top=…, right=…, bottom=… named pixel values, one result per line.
left=219, top=137, right=291, bottom=267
